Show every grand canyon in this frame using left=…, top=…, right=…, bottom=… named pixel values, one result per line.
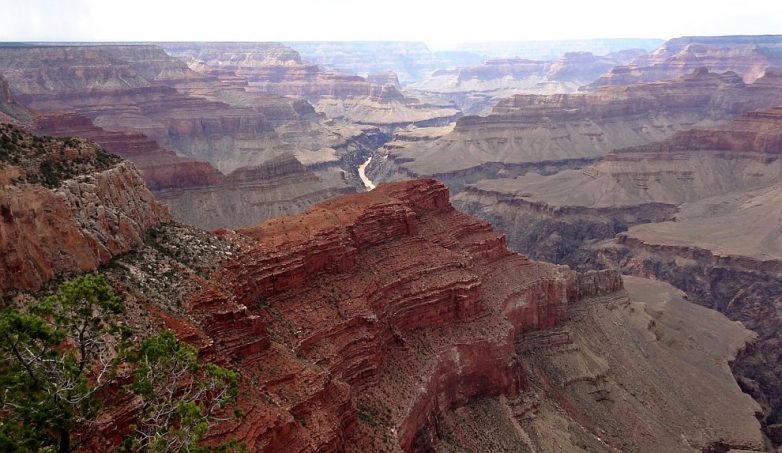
left=1, top=2, right=782, bottom=451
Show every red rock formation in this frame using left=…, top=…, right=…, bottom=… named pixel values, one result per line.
left=165, top=179, right=623, bottom=451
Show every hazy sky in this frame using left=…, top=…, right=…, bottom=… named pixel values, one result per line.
left=2, top=0, right=782, bottom=49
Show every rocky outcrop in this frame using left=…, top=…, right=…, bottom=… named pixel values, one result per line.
left=591, top=34, right=782, bottom=87
left=0, top=125, right=169, bottom=292
left=5, top=157, right=766, bottom=451
left=182, top=179, right=624, bottom=451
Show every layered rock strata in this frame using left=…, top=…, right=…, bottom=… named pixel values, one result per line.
left=408, top=50, right=646, bottom=115
left=372, top=69, right=782, bottom=191
left=161, top=42, right=461, bottom=129
left=592, top=34, right=782, bottom=87
left=3, top=138, right=767, bottom=450
left=0, top=44, right=380, bottom=228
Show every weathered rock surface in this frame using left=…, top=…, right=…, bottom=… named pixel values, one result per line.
left=63, top=178, right=625, bottom=451
left=4, top=146, right=767, bottom=451
left=592, top=35, right=782, bottom=87
left=0, top=125, right=169, bottom=291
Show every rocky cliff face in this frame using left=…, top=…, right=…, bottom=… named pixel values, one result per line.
left=128, top=179, right=625, bottom=451
left=591, top=34, right=782, bottom=87
left=82, top=178, right=759, bottom=452
left=0, top=124, right=169, bottom=292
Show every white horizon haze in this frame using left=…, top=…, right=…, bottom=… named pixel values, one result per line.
left=2, top=0, right=782, bottom=50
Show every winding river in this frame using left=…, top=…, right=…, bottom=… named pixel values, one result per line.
left=358, top=156, right=376, bottom=190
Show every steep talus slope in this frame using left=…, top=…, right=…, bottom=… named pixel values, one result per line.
left=0, top=44, right=377, bottom=229
left=421, top=276, right=764, bottom=452
left=0, top=124, right=169, bottom=291
left=371, top=69, right=782, bottom=190
left=592, top=35, right=782, bottom=87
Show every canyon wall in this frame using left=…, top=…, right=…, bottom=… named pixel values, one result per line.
left=162, top=42, right=462, bottom=130
left=408, top=50, right=646, bottom=115
left=449, top=106, right=782, bottom=445
left=371, top=68, right=782, bottom=190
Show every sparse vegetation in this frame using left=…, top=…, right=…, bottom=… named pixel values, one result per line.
left=0, top=124, right=120, bottom=188
left=0, top=274, right=241, bottom=452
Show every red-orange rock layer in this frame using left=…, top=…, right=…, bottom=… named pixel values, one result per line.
left=179, top=179, right=624, bottom=451
left=0, top=161, right=170, bottom=292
